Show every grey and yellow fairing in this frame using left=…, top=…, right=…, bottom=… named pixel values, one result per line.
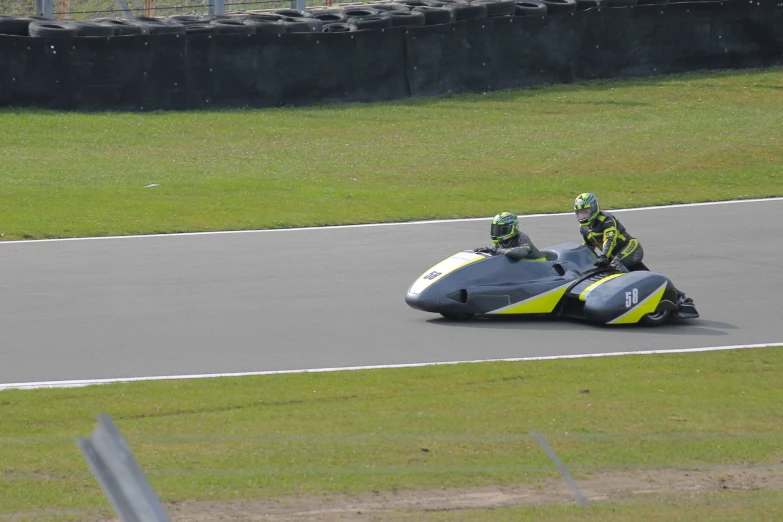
left=405, top=247, right=580, bottom=317
left=407, top=251, right=488, bottom=297
left=405, top=251, right=490, bottom=314
left=567, top=270, right=678, bottom=324
left=405, top=242, right=680, bottom=325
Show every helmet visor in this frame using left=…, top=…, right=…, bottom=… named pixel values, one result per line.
left=576, top=208, right=593, bottom=221
left=491, top=223, right=514, bottom=239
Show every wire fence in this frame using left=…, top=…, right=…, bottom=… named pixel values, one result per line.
left=1, top=0, right=333, bottom=19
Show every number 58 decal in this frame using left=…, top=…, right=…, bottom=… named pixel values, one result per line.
left=625, top=288, right=639, bottom=308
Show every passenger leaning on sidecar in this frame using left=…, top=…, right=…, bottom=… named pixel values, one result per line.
left=574, top=192, right=643, bottom=271
left=473, top=212, right=546, bottom=261
left=573, top=192, right=698, bottom=317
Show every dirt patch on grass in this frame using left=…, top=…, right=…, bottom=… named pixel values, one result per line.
left=163, top=464, right=783, bottom=521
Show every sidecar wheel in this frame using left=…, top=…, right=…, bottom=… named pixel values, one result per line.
left=640, top=310, right=670, bottom=327
left=440, top=313, right=474, bottom=321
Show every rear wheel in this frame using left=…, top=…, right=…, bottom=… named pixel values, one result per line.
left=440, top=313, right=474, bottom=321
left=640, top=310, right=670, bottom=327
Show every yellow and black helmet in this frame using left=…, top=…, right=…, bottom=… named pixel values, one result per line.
left=490, top=212, right=519, bottom=243
left=574, top=192, right=600, bottom=225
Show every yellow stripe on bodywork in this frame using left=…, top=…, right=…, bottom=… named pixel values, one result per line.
left=578, top=273, right=625, bottom=302
left=609, top=283, right=668, bottom=325
left=409, top=253, right=486, bottom=295
left=490, top=282, right=572, bottom=315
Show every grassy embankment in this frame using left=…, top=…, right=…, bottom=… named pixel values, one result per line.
left=1, top=347, right=782, bottom=520
left=0, top=67, right=781, bottom=240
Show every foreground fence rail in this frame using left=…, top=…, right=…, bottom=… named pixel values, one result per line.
left=78, top=415, right=171, bottom=522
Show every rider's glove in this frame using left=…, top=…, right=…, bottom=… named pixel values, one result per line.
left=594, top=255, right=609, bottom=267
left=473, top=247, right=492, bottom=253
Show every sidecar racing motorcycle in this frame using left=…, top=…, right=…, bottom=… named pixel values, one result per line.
left=405, top=242, right=699, bottom=326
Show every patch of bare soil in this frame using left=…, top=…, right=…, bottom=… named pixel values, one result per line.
left=160, top=464, right=783, bottom=521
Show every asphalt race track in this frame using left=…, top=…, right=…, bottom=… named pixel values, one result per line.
left=0, top=199, right=780, bottom=386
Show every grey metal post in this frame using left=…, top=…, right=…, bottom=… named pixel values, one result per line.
left=42, top=0, right=53, bottom=18
left=213, top=0, right=225, bottom=15
left=114, top=0, right=134, bottom=20
left=77, top=415, right=171, bottom=522
left=34, top=0, right=42, bottom=16
left=531, top=431, right=589, bottom=507
left=295, top=0, right=306, bottom=10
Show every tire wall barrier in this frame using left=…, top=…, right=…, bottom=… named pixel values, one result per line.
left=407, top=1, right=783, bottom=96
left=0, top=1, right=781, bottom=110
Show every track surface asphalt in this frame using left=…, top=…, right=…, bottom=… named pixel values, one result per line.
left=0, top=199, right=779, bottom=385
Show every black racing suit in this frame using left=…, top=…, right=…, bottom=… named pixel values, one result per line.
left=580, top=211, right=643, bottom=270
left=477, top=232, right=545, bottom=261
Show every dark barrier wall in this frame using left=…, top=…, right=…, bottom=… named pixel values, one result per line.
left=406, top=1, right=783, bottom=95
left=1, top=0, right=781, bottom=110
left=0, top=29, right=410, bottom=110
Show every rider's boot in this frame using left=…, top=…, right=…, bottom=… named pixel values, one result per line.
left=675, top=290, right=699, bottom=319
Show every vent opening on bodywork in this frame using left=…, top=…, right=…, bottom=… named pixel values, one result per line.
left=552, top=263, right=566, bottom=276
left=446, top=289, right=468, bottom=303
left=560, top=297, right=585, bottom=319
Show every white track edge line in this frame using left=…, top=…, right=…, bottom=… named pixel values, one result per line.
left=2, top=197, right=781, bottom=245
left=1, top=342, right=779, bottom=391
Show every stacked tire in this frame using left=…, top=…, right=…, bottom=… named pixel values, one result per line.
left=514, top=0, right=548, bottom=16
left=5, top=16, right=189, bottom=37
left=0, top=0, right=570, bottom=38
left=537, top=0, right=577, bottom=13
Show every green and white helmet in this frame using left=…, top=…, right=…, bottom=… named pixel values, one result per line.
left=574, top=192, right=600, bottom=225
left=490, top=212, right=519, bottom=244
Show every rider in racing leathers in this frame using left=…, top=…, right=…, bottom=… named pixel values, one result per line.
left=574, top=192, right=643, bottom=271
left=573, top=192, right=698, bottom=316
left=474, top=212, right=546, bottom=261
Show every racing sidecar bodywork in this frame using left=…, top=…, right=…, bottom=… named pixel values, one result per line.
left=405, top=242, right=692, bottom=326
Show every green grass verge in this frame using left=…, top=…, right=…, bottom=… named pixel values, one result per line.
left=1, top=346, right=781, bottom=518
left=0, top=68, right=781, bottom=240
